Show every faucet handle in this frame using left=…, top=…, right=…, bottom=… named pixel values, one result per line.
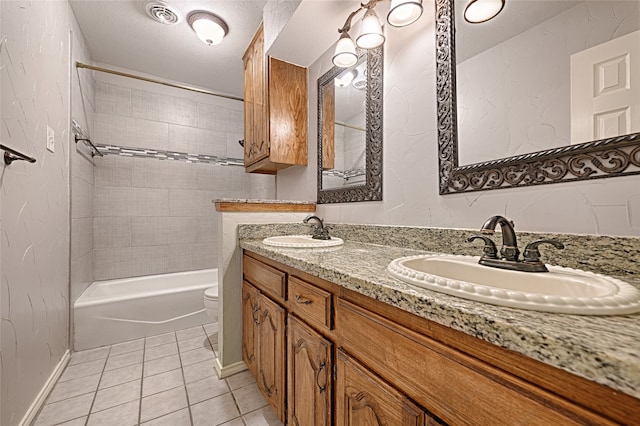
left=468, top=235, right=498, bottom=259
left=523, top=239, right=564, bottom=263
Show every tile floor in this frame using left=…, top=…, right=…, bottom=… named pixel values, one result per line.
left=33, top=324, right=283, bottom=426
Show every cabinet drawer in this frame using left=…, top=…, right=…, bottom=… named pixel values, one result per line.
left=288, top=277, right=333, bottom=330
left=336, top=299, right=609, bottom=426
left=243, top=255, right=286, bottom=301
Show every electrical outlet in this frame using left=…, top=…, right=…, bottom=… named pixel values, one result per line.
left=46, top=126, right=55, bottom=153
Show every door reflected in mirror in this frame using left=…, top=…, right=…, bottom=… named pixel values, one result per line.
left=436, top=0, right=640, bottom=194
left=322, top=59, right=367, bottom=190
left=455, top=0, right=640, bottom=166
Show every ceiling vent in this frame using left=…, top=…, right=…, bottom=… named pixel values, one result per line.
left=144, top=1, right=181, bottom=25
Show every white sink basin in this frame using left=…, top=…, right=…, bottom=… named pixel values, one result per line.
left=263, top=235, right=344, bottom=248
left=387, top=254, right=640, bottom=315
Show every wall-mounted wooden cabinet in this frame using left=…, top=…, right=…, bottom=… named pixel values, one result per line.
left=242, top=250, right=632, bottom=425
left=242, top=24, right=308, bottom=174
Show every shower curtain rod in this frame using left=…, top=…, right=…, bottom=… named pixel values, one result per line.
left=75, top=62, right=243, bottom=102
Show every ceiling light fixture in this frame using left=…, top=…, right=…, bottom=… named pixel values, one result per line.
left=335, top=70, right=357, bottom=87
left=464, top=0, right=505, bottom=24
left=332, top=0, right=422, bottom=68
left=187, top=11, right=228, bottom=46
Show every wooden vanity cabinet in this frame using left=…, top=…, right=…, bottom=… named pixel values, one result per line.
left=243, top=25, right=267, bottom=167
left=241, top=281, right=286, bottom=420
left=288, top=316, right=332, bottom=426
left=242, top=251, right=634, bottom=425
left=241, top=282, right=259, bottom=378
left=242, top=24, right=308, bottom=174
left=242, top=255, right=287, bottom=421
left=336, top=350, right=436, bottom=426
left=256, top=293, right=286, bottom=419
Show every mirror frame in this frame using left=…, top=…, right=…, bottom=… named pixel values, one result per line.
left=436, top=0, right=640, bottom=195
left=317, top=46, right=383, bottom=204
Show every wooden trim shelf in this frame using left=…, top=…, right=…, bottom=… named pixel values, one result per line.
left=214, top=201, right=316, bottom=212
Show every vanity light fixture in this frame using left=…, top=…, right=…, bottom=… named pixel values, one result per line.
left=332, top=0, right=422, bottom=67
left=464, top=0, right=505, bottom=24
left=387, top=0, right=423, bottom=27
left=333, top=31, right=359, bottom=68
left=357, top=8, right=386, bottom=49
left=187, top=11, right=228, bottom=45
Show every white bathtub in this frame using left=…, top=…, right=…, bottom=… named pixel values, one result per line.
left=74, top=269, right=217, bottom=350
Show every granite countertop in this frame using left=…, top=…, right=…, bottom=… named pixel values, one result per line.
left=240, top=238, right=640, bottom=400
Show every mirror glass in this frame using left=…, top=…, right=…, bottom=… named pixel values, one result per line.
left=437, top=0, right=640, bottom=194
left=455, top=0, right=640, bottom=166
left=322, top=58, right=367, bottom=190
left=317, top=46, right=383, bottom=204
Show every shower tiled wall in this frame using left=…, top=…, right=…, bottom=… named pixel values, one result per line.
left=92, top=77, right=274, bottom=280
left=70, top=18, right=95, bottom=304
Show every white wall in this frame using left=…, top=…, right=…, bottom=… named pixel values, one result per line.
left=1, top=1, right=75, bottom=424
left=276, top=3, right=640, bottom=237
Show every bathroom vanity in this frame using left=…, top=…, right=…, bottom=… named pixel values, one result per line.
left=240, top=232, right=640, bottom=425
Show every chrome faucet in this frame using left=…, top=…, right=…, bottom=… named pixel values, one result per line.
left=469, top=215, right=564, bottom=272
left=303, top=215, right=332, bottom=240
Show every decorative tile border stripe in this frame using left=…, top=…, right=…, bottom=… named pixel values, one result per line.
left=96, top=144, right=244, bottom=166
left=322, top=168, right=366, bottom=180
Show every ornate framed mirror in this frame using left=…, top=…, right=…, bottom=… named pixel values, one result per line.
left=436, top=0, right=640, bottom=194
left=317, top=46, right=383, bottom=203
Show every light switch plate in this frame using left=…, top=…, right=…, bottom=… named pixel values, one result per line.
left=46, top=126, right=55, bottom=153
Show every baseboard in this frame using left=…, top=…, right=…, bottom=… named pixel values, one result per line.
left=19, top=349, right=71, bottom=426
left=214, top=357, right=247, bottom=379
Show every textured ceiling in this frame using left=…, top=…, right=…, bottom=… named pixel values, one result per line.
left=70, top=0, right=267, bottom=97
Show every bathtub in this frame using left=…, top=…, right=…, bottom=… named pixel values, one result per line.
left=74, top=269, right=217, bottom=351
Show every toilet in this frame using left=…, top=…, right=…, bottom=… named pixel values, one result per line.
left=204, top=285, right=218, bottom=323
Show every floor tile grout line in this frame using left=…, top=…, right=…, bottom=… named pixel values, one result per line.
left=84, top=344, right=113, bottom=426
left=228, top=380, right=246, bottom=423
left=175, top=328, right=198, bottom=426
left=137, top=335, right=150, bottom=426
left=35, top=327, right=222, bottom=425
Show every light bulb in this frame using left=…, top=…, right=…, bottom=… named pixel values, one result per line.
left=356, top=8, right=385, bottom=49
left=464, top=0, right=505, bottom=24
left=387, top=0, right=423, bottom=27
left=333, top=32, right=358, bottom=68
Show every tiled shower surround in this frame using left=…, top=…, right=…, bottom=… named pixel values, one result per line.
left=91, top=78, right=275, bottom=280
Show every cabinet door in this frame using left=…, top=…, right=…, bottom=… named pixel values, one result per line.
left=242, top=282, right=260, bottom=378
left=288, top=315, right=332, bottom=426
left=268, top=57, right=308, bottom=166
left=243, top=52, right=255, bottom=164
left=257, top=294, right=286, bottom=421
left=336, top=350, right=430, bottom=426
left=244, top=27, right=268, bottom=166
